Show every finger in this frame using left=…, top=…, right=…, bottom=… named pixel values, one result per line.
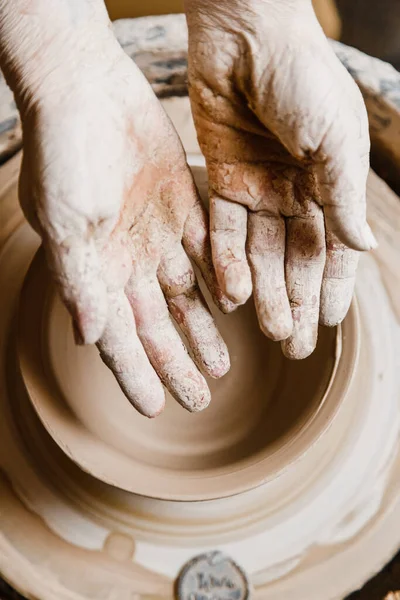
left=247, top=212, right=293, bottom=341
left=209, top=192, right=252, bottom=305
left=281, top=206, right=326, bottom=360
left=183, top=199, right=238, bottom=314
left=44, top=236, right=108, bottom=344
left=126, top=274, right=211, bottom=412
left=158, top=245, right=230, bottom=379
left=320, top=230, right=359, bottom=327
left=315, top=132, right=377, bottom=252
left=97, top=291, right=165, bottom=418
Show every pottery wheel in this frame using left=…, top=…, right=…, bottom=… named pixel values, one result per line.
left=1, top=15, right=400, bottom=600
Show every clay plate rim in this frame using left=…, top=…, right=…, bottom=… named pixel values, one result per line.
left=16, top=248, right=360, bottom=502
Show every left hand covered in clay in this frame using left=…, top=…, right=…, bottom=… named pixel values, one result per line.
left=0, top=0, right=233, bottom=417
left=185, top=0, right=376, bottom=359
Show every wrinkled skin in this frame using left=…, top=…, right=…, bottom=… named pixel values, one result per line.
left=1, top=1, right=232, bottom=417
left=185, top=0, right=376, bottom=358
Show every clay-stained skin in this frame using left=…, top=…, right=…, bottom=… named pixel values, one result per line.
left=0, top=0, right=232, bottom=417
left=185, top=0, right=375, bottom=358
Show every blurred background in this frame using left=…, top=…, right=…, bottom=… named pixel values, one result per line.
left=104, top=0, right=400, bottom=70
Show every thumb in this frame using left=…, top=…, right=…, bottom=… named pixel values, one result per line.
left=44, top=235, right=108, bottom=344
left=314, top=129, right=377, bottom=252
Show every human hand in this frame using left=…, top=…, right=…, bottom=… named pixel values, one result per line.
left=185, top=0, right=376, bottom=359
left=2, top=1, right=231, bottom=417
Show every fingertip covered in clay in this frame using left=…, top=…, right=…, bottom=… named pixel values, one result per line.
left=205, top=357, right=231, bottom=379
left=214, top=292, right=240, bottom=315
left=325, top=209, right=378, bottom=253
left=281, top=331, right=318, bottom=361
left=117, top=372, right=166, bottom=419
left=319, top=281, right=354, bottom=328
left=183, top=385, right=211, bottom=413
left=258, top=316, right=293, bottom=343
left=197, top=340, right=231, bottom=379
left=222, top=262, right=253, bottom=305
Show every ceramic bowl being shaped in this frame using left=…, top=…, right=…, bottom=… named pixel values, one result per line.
left=17, top=162, right=359, bottom=502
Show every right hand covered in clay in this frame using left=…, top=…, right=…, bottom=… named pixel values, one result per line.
left=0, top=0, right=232, bottom=417
left=185, top=0, right=377, bottom=359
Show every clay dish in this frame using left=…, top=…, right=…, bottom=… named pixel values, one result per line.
left=16, top=166, right=360, bottom=501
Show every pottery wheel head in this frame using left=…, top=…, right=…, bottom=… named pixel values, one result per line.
left=16, top=167, right=360, bottom=501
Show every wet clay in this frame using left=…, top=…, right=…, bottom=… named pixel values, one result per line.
left=17, top=241, right=344, bottom=497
